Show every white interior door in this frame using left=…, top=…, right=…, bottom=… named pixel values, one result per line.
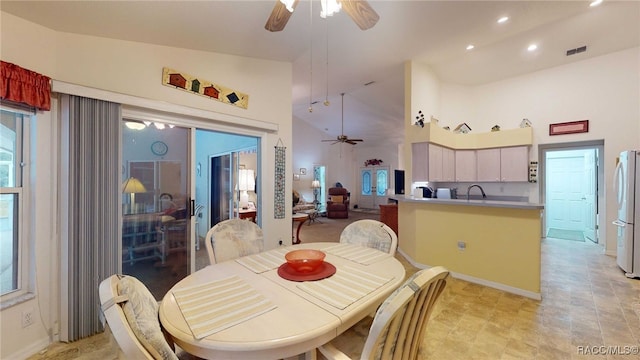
left=546, top=151, right=589, bottom=232
left=583, top=149, right=598, bottom=242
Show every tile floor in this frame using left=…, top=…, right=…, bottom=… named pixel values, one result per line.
left=26, top=214, right=640, bottom=359
left=417, top=237, right=640, bottom=360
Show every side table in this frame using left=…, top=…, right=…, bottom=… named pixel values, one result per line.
left=303, top=209, right=322, bottom=225
left=292, top=213, right=309, bottom=244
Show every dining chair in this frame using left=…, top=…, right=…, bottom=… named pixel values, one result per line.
left=317, top=266, right=449, bottom=360
left=99, top=274, right=178, bottom=360
left=204, top=218, right=264, bottom=264
left=339, top=219, right=398, bottom=255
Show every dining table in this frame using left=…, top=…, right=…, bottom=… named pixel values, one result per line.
left=159, top=242, right=406, bottom=360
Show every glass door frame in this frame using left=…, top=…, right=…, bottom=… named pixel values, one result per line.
left=123, top=107, right=266, bottom=276
left=359, top=166, right=390, bottom=209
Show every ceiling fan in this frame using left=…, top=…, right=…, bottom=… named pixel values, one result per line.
left=322, top=93, right=364, bottom=145
left=265, top=0, right=379, bottom=32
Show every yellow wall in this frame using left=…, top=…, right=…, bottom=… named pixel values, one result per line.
left=398, top=201, right=542, bottom=296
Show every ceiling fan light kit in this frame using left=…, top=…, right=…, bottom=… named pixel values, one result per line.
left=265, top=0, right=379, bottom=32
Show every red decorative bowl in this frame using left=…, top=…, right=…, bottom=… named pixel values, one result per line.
left=285, top=249, right=326, bottom=273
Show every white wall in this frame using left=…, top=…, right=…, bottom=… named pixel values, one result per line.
left=292, top=118, right=329, bottom=202
left=292, top=116, right=400, bottom=208
left=1, top=11, right=293, bottom=359
left=439, top=47, right=640, bottom=255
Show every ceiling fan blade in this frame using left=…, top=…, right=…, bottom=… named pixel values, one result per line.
left=349, top=139, right=364, bottom=142
left=265, top=0, right=299, bottom=32
left=340, top=0, right=379, bottom=30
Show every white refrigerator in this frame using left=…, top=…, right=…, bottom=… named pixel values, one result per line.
left=613, top=150, right=640, bottom=278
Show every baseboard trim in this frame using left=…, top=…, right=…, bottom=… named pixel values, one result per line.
left=397, top=248, right=542, bottom=301
left=5, top=337, right=50, bottom=360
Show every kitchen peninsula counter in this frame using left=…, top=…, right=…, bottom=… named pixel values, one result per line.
left=396, top=196, right=544, bottom=209
left=395, top=196, right=544, bottom=299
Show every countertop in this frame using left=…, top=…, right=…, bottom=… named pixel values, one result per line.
left=394, top=196, right=544, bottom=210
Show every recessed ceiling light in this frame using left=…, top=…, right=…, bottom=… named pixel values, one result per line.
left=466, top=44, right=475, bottom=50
left=527, top=44, right=538, bottom=52
left=497, top=16, right=509, bottom=24
left=589, top=0, right=603, bottom=7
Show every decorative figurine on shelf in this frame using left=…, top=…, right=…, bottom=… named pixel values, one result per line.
left=520, top=118, right=532, bottom=128
left=491, top=125, right=501, bottom=132
left=454, top=123, right=472, bottom=134
left=414, top=110, right=425, bottom=128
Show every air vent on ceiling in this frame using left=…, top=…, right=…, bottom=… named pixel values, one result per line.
left=566, top=45, right=587, bottom=56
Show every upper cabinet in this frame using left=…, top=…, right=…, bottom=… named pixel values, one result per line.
left=428, top=144, right=455, bottom=182
left=410, top=123, right=532, bottom=183
left=455, top=150, right=477, bottom=182
left=442, top=147, right=455, bottom=182
left=476, top=148, right=501, bottom=182
left=411, top=142, right=429, bottom=182
left=477, top=146, right=529, bottom=182
left=500, top=146, right=529, bottom=181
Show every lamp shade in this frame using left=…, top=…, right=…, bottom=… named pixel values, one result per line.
left=311, top=180, right=321, bottom=189
left=122, top=177, right=147, bottom=193
left=238, top=169, right=255, bottom=191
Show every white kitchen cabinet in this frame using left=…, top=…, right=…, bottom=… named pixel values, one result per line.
left=428, top=143, right=443, bottom=181
left=476, top=146, right=529, bottom=182
left=476, top=148, right=501, bottom=181
left=442, top=147, right=456, bottom=181
left=455, top=150, right=477, bottom=182
left=411, top=142, right=429, bottom=182
left=427, top=143, right=455, bottom=182
left=500, top=146, right=529, bottom=181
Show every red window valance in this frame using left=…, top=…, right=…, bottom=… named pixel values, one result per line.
left=0, top=61, right=51, bottom=111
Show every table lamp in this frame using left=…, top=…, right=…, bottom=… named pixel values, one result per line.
left=311, top=180, right=321, bottom=208
left=238, top=169, right=255, bottom=209
left=122, top=177, right=147, bottom=213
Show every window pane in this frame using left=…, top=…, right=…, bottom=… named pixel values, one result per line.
left=0, top=110, right=21, bottom=187
left=376, top=169, right=388, bottom=196
left=0, top=193, right=19, bottom=295
left=0, top=109, right=23, bottom=297
left=361, top=170, right=372, bottom=196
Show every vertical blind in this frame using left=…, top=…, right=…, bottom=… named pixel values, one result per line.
left=60, top=94, right=120, bottom=341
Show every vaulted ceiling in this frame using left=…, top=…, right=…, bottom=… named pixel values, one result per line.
left=3, top=1, right=639, bottom=145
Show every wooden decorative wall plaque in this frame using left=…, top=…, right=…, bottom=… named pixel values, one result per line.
left=162, top=67, right=249, bottom=109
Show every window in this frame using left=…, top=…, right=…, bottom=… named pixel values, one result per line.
left=0, top=109, right=26, bottom=297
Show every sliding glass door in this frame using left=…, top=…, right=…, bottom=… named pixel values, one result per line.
left=122, top=120, right=191, bottom=299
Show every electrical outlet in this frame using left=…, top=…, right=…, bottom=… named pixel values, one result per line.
left=22, top=308, right=34, bottom=328
left=457, top=241, right=466, bottom=251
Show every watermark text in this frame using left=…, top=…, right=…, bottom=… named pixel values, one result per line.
left=577, top=345, right=640, bottom=356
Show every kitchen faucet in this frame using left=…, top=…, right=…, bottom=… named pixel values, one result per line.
left=467, top=184, right=487, bottom=200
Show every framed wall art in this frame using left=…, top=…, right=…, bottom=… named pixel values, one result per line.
left=549, top=120, right=589, bottom=136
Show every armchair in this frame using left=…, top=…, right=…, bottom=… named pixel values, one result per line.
left=326, top=187, right=350, bottom=219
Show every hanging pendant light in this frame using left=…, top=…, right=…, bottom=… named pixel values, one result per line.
left=323, top=14, right=330, bottom=107
left=308, top=0, right=314, bottom=113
